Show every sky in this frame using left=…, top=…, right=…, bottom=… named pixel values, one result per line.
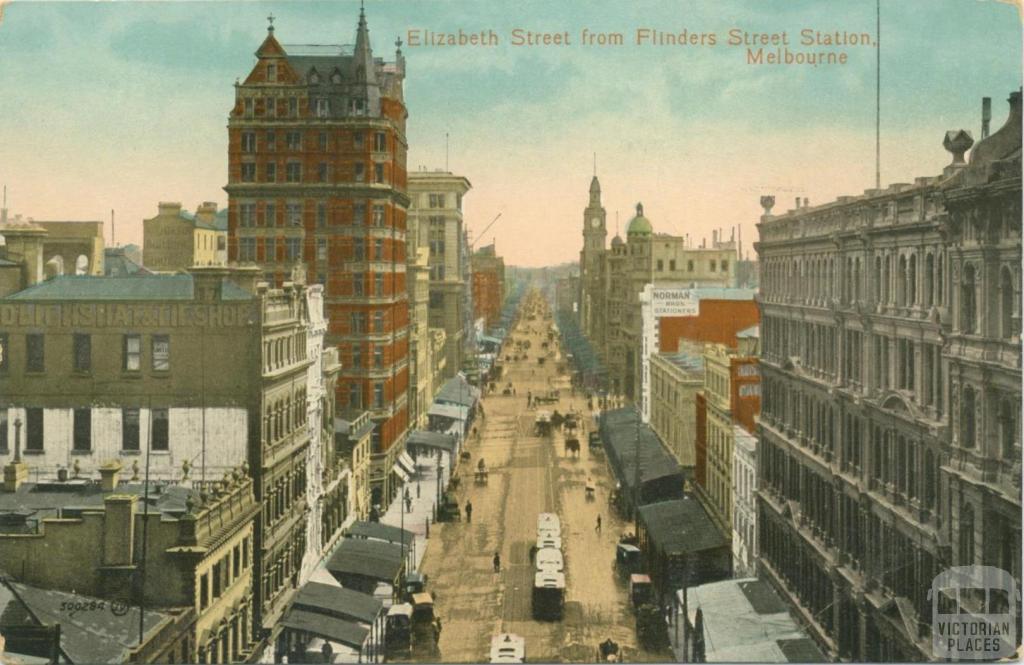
left=0, top=0, right=1019, bottom=267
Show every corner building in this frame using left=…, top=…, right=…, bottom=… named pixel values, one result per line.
left=226, top=10, right=411, bottom=492
left=755, top=92, right=1021, bottom=661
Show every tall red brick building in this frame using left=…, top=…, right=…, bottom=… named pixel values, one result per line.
left=226, top=11, right=410, bottom=466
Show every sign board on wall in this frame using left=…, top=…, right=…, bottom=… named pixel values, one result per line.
left=650, top=288, right=699, bottom=317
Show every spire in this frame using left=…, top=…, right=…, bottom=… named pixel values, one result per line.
left=353, top=0, right=376, bottom=84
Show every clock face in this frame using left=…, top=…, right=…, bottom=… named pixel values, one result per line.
left=590, top=217, right=601, bottom=229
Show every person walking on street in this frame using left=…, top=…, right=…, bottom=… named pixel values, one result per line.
left=493, top=552, right=501, bottom=572
left=596, top=514, right=602, bottom=533
left=465, top=500, right=473, bottom=523
left=529, top=544, right=539, bottom=564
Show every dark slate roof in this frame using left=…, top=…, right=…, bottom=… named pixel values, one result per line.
left=3, top=275, right=252, bottom=301
left=103, top=249, right=150, bottom=277
left=281, top=608, right=369, bottom=649
left=347, top=521, right=416, bottom=547
left=326, top=538, right=403, bottom=583
left=292, top=582, right=381, bottom=624
left=4, top=581, right=172, bottom=664
left=638, top=498, right=727, bottom=556
left=407, top=429, right=456, bottom=453
left=739, top=579, right=790, bottom=615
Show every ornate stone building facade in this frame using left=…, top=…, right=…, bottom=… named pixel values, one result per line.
left=755, top=91, right=1021, bottom=661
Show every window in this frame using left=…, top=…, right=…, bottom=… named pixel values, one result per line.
left=266, top=63, right=277, bottom=82
left=353, top=202, right=366, bottom=225
left=353, top=131, right=365, bottom=148
left=152, top=408, right=169, bottom=451
left=200, top=574, right=209, bottom=611
left=124, top=334, right=141, bottom=371
left=354, top=162, right=365, bottom=182
left=374, top=132, right=386, bottom=152
left=244, top=98, right=254, bottom=117
left=316, top=98, right=329, bottom=117
left=961, top=264, right=977, bottom=333
left=317, top=203, right=327, bottom=228
left=721, top=260, right=729, bottom=272
left=212, top=562, right=223, bottom=599
left=374, top=311, right=384, bottom=332
left=265, top=162, right=276, bottom=182
left=318, top=163, right=329, bottom=182
left=374, top=273, right=384, bottom=296
left=429, top=194, right=445, bottom=208
left=242, top=132, right=256, bottom=153
left=372, top=205, right=384, bottom=227
left=353, top=274, right=364, bottom=297
left=319, top=132, right=328, bottom=152
left=26, top=334, right=44, bottom=372
left=239, top=238, right=256, bottom=261
left=687, top=260, right=694, bottom=272
left=286, top=162, right=301, bottom=182
left=353, top=239, right=365, bottom=261
left=73, top=409, right=91, bottom=451
left=669, top=259, right=676, bottom=271
left=374, top=345, right=383, bottom=368
left=241, top=163, right=256, bottom=182
left=348, top=383, right=361, bottom=408
left=123, top=408, right=140, bottom=451
left=288, top=96, right=298, bottom=117
left=0, top=333, right=7, bottom=374
left=287, top=203, right=302, bottom=226
left=26, top=408, right=43, bottom=451
left=961, top=385, right=976, bottom=449
left=0, top=409, right=6, bottom=451
left=286, top=238, right=301, bottom=261
left=317, top=238, right=328, bottom=261
left=73, top=333, right=91, bottom=372
left=264, top=203, right=276, bottom=227
left=351, top=346, right=362, bottom=368
left=709, top=260, right=717, bottom=272
left=317, top=273, right=326, bottom=285
left=374, top=382, right=385, bottom=408
left=239, top=203, right=256, bottom=228
left=152, top=335, right=170, bottom=371
left=350, top=312, right=366, bottom=333
left=374, top=239, right=383, bottom=260
left=266, top=131, right=276, bottom=152
left=656, top=259, right=663, bottom=272
left=285, top=131, right=301, bottom=151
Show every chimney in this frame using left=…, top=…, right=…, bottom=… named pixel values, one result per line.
left=982, top=97, right=992, bottom=139
left=99, top=460, right=122, bottom=492
left=102, top=494, right=137, bottom=567
left=3, top=419, right=27, bottom=492
left=158, top=202, right=183, bottom=216
left=802, top=198, right=809, bottom=208
left=737, top=225, right=743, bottom=260
left=794, top=197, right=800, bottom=210
left=1, top=185, right=7, bottom=225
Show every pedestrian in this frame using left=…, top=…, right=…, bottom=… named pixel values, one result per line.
left=529, top=544, right=539, bottom=563
left=465, top=500, right=473, bottom=523
left=596, top=514, right=602, bottom=533
left=493, top=551, right=501, bottom=572
left=405, top=496, right=412, bottom=513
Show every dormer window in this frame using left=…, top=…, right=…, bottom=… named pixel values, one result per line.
left=332, top=71, right=342, bottom=85
left=267, top=64, right=277, bottom=82
left=309, top=70, right=320, bottom=85
left=316, top=98, right=330, bottom=118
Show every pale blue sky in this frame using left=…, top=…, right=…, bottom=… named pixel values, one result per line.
left=0, top=0, right=1019, bottom=266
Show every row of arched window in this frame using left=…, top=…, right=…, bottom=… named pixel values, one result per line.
left=264, top=332, right=308, bottom=373
left=264, top=389, right=308, bottom=445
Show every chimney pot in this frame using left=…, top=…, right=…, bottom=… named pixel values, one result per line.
left=99, top=461, right=122, bottom=492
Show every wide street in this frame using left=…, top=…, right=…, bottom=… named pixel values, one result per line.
left=416, top=292, right=669, bottom=663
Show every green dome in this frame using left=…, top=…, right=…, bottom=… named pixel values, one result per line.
left=626, top=202, right=653, bottom=236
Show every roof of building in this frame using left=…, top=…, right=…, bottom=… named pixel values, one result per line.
left=436, top=374, right=480, bottom=407
left=280, top=608, right=369, bottom=650
left=406, top=429, right=456, bottom=453
left=736, top=324, right=760, bottom=339
left=3, top=274, right=252, bottom=301
left=678, top=577, right=828, bottom=663
left=637, top=497, right=727, bottom=557
left=599, top=407, right=683, bottom=492
left=103, top=248, right=151, bottom=277
left=292, top=581, right=382, bottom=625
left=626, top=202, right=653, bottom=236
left=0, top=580, right=173, bottom=664
left=656, top=350, right=705, bottom=374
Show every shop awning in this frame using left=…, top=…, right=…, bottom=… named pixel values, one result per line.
left=346, top=521, right=417, bottom=549
left=280, top=608, right=369, bottom=650
left=391, top=462, right=409, bottom=482
left=407, top=430, right=456, bottom=453
left=637, top=498, right=727, bottom=557
left=326, top=538, right=404, bottom=584
left=396, top=451, right=416, bottom=477
left=436, top=375, right=480, bottom=407
left=292, top=582, right=382, bottom=625
left=428, top=403, right=469, bottom=421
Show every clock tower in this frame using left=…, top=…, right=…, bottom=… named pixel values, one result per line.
left=579, top=174, right=607, bottom=344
